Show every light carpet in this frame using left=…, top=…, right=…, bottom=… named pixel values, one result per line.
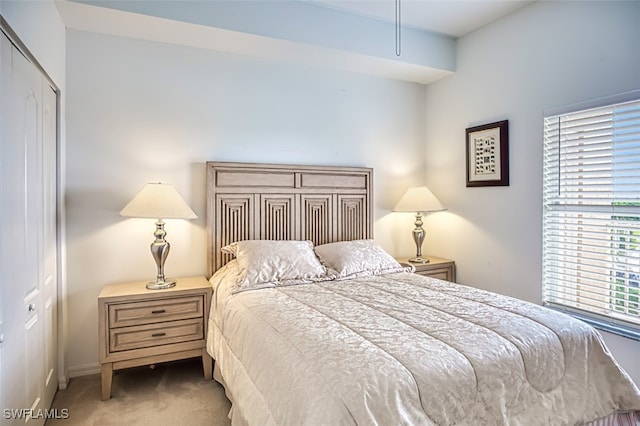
left=46, top=359, right=232, bottom=426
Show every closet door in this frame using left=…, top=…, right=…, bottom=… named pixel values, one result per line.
left=0, top=30, right=57, bottom=425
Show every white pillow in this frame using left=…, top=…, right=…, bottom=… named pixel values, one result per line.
left=232, top=240, right=331, bottom=293
left=220, top=242, right=238, bottom=256
left=314, top=239, right=409, bottom=279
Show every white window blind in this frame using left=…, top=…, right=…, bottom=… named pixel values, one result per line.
left=542, top=94, right=640, bottom=339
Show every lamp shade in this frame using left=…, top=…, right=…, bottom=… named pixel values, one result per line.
left=120, top=183, right=197, bottom=219
left=392, top=186, right=445, bottom=213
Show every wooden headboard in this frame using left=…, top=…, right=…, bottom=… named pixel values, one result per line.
left=206, top=162, right=373, bottom=275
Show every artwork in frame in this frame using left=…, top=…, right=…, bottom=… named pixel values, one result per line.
left=465, top=120, right=509, bottom=187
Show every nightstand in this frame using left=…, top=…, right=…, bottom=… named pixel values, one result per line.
left=396, top=256, right=456, bottom=282
left=98, top=276, right=213, bottom=400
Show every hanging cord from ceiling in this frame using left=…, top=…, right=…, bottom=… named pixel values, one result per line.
left=395, top=0, right=401, bottom=56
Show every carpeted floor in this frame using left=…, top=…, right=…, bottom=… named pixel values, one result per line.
left=46, top=359, right=232, bottom=426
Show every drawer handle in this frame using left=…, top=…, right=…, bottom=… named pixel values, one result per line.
left=151, top=309, right=166, bottom=314
left=151, top=332, right=166, bottom=338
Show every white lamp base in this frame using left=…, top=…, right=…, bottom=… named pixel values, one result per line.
left=409, top=257, right=429, bottom=264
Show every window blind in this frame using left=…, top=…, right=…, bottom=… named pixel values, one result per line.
left=542, top=95, right=640, bottom=339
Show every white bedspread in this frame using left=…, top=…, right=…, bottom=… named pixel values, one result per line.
left=207, top=263, right=640, bottom=425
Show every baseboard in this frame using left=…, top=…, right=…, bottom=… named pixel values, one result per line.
left=67, top=362, right=101, bottom=379
left=58, top=368, right=70, bottom=390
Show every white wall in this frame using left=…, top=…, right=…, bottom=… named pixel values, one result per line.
left=64, top=30, right=426, bottom=373
left=423, top=0, right=640, bottom=384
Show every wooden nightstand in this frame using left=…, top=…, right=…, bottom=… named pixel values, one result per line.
left=396, top=256, right=456, bottom=282
left=98, top=276, right=213, bottom=400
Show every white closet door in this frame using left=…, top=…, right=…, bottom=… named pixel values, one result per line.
left=0, top=30, right=28, bottom=423
left=19, top=41, right=46, bottom=421
left=0, top=29, right=57, bottom=425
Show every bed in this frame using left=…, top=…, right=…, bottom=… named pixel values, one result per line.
left=204, top=161, right=640, bottom=425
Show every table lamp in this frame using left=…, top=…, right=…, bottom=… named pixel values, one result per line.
left=393, top=186, right=445, bottom=264
left=120, top=183, right=197, bottom=289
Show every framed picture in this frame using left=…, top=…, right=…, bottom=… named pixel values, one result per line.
left=465, top=120, right=509, bottom=187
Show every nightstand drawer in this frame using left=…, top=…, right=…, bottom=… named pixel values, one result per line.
left=109, top=318, right=204, bottom=352
left=416, top=268, right=450, bottom=280
left=109, top=295, right=204, bottom=328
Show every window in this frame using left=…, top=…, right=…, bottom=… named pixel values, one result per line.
left=542, top=91, right=640, bottom=340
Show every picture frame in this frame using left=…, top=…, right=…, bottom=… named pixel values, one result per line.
left=465, top=120, right=509, bottom=187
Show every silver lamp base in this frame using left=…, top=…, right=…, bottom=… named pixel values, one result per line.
left=146, top=279, right=176, bottom=290
left=409, top=212, right=429, bottom=265
left=146, top=219, right=176, bottom=290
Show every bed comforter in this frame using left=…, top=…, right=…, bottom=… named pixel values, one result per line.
left=207, top=263, right=640, bottom=425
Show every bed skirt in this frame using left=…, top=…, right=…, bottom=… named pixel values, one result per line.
left=586, top=411, right=640, bottom=426
left=213, top=360, right=249, bottom=426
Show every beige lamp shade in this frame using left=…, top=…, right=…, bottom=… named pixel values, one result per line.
left=393, top=186, right=445, bottom=213
left=120, top=183, right=197, bottom=219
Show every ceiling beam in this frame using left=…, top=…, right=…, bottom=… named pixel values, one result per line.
left=56, top=0, right=456, bottom=84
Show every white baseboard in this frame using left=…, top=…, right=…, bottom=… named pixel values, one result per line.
left=67, top=362, right=101, bottom=379
left=58, top=368, right=70, bottom=390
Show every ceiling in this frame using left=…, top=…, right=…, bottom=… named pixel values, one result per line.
left=309, top=0, right=536, bottom=37
left=57, top=0, right=536, bottom=84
